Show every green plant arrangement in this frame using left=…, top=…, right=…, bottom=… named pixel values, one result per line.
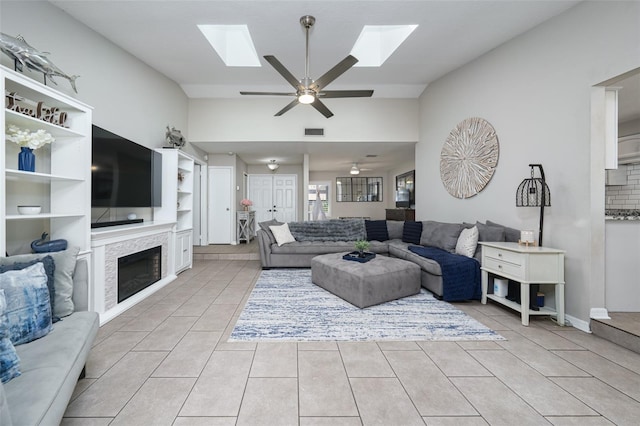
left=354, top=240, right=370, bottom=257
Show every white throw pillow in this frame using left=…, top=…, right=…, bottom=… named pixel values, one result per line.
left=455, top=226, right=479, bottom=258
left=269, top=223, right=296, bottom=246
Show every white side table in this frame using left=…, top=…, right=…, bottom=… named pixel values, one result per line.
left=237, top=211, right=256, bottom=244
left=479, top=241, right=565, bottom=326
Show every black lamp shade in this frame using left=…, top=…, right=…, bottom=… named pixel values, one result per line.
left=516, top=177, right=551, bottom=207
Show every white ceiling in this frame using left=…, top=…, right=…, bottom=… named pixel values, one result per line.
left=49, top=0, right=582, bottom=170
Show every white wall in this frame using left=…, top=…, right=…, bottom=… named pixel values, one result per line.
left=188, top=98, right=418, bottom=142
left=0, top=1, right=192, bottom=155
left=416, top=1, right=640, bottom=325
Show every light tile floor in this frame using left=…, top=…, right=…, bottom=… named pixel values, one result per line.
left=63, top=259, right=640, bottom=425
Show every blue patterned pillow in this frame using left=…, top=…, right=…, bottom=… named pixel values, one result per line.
left=365, top=220, right=389, bottom=241
left=0, top=256, right=57, bottom=323
left=402, top=221, right=423, bottom=245
left=0, top=263, right=53, bottom=346
left=0, top=290, right=20, bottom=384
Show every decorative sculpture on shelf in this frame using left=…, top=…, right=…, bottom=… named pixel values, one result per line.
left=0, top=32, right=79, bottom=93
left=165, top=126, right=186, bottom=148
left=31, top=232, right=67, bottom=253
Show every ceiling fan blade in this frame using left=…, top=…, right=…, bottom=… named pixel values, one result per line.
left=264, top=55, right=302, bottom=90
left=310, top=55, right=359, bottom=91
left=274, top=99, right=300, bottom=116
left=311, top=98, right=334, bottom=118
left=319, top=90, right=374, bottom=98
left=240, top=91, right=296, bottom=96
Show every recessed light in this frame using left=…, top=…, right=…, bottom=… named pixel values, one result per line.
left=198, top=24, right=261, bottom=67
left=350, top=25, right=418, bottom=67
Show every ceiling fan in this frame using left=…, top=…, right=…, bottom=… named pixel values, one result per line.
left=240, top=15, right=374, bottom=118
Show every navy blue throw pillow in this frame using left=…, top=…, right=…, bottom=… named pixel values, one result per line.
left=402, top=221, right=423, bottom=245
left=365, top=220, right=389, bottom=242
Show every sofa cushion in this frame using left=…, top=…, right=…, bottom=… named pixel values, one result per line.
left=0, top=256, right=57, bottom=323
left=386, top=220, right=404, bottom=240
left=486, top=220, right=520, bottom=243
left=456, top=226, right=479, bottom=258
left=270, top=240, right=389, bottom=255
left=420, top=221, right=464, bottom=252
left=0, top=291, right=20, bottom=384
left=402, top=221, right=423, bottom=244
left=0, top=263, right=53, bottom=346
left=288, top=219, right=366, bottom=242
left=0, top=247, right=79, bottom=317
left=269, top=223, right=296, bottom=246
left=259, top=219, right=283, bottom=245
left=365, top=220, right=389, bottom=241
left=7, top=311, right=99, bottom=426
left=388, top=241, right=442, bottom=276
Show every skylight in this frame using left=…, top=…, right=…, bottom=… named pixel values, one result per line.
left=198, top=25, right=261, bottom=67
left=350, top=25, right=418, bottom=67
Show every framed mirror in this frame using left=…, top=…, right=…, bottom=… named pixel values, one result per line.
left=395, top=170, right=415, bottom=207
left=336, top=177, right=383, bottom=202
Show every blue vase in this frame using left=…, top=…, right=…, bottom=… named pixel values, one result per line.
left=18, top=147, right=35, bottom=172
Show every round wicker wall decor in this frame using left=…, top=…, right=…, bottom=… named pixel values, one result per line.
left=440, top=117, right=499, bottom=199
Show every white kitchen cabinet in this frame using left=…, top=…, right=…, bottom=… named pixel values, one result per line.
left=605, top=166, right=628, bottom=186
left=605, top=221, right=640, bottom=311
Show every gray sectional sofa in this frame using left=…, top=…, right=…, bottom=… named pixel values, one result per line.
left=0, top=258, right=99, bottom=426
left=257, top=218, right=519, bottom=300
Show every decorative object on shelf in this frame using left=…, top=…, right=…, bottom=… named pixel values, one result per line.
left=440, top=117, right=499, bottom=199
left=177, top=171, right=185, bottom=183
left=17, top=205, right=41, bottom=215
left=6, top=124, right=54, bottom=172
left=266, top=160, right=279, bottom=171
left=354, top=240, right=371, bottom=258
left=240, top=198, right=253, bottom=211
left=519, top=230, right=536, bottom=246
left=165, top=126, right=186, bottom=148
left=18, top=147, right=35, bottom=172
left=30, top=232, right=67, bottom=253
left=5, top=91, right=68, bottom=127
left=515, top=164, right=551, bottom=246
left=0, top=32, right=79, bottom=92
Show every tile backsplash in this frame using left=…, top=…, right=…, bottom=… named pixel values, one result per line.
left=606, top=163, right=640, bottom=209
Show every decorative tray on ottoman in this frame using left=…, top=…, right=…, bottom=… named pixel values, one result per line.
left=342, top=251, right=376, bottom=263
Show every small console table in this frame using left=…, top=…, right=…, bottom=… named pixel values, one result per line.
left=237, top=211, right=256, bottom=244
left=480, top=241, right=565, bottom=326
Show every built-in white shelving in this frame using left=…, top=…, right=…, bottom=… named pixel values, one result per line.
left=1, top=65, right=93, bottom=256
left=154, top=148, right=194, bottom=273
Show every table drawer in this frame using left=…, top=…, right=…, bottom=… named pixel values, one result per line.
left=483, top=246, right=523, bottom=265
left=483, top=257, right=524, bottom=280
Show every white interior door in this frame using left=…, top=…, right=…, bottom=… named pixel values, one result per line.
left=248, top=174, right=297, bottom=225
left=249, top=174, right=274, bottom=225
left=208, top=167, right=232, bottom=244
left=273, top=175, right=297, bottom=223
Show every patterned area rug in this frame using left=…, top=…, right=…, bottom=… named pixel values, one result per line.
left=229, top=269, right=504, bottom=342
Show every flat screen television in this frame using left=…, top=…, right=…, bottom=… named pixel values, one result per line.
left=91, top=125, right=162, bottom=208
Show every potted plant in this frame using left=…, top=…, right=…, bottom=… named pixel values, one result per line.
left=354, top=240, right=370, bottom=258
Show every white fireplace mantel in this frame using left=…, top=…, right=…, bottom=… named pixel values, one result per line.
left=91, top=221, right=177, bottom=324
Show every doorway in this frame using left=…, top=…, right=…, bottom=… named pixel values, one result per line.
left=248, top=174, right=297, bottom=226
left=208, top=166, right=233, bottom=244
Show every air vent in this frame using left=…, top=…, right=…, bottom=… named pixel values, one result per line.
left=305, top=128, right=324, bottom=136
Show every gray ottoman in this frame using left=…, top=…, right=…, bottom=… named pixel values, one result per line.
left=311, top=253, right=421, bottom=308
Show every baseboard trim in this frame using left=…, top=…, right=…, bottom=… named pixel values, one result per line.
left=590, top=307, right=611, bottom=320
left=565, top=314, right=591, bottom=333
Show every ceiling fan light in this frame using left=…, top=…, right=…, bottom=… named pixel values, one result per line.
left=350, top=163, right=360, bottom=175
left=298, top=91, right=315, bottom=104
